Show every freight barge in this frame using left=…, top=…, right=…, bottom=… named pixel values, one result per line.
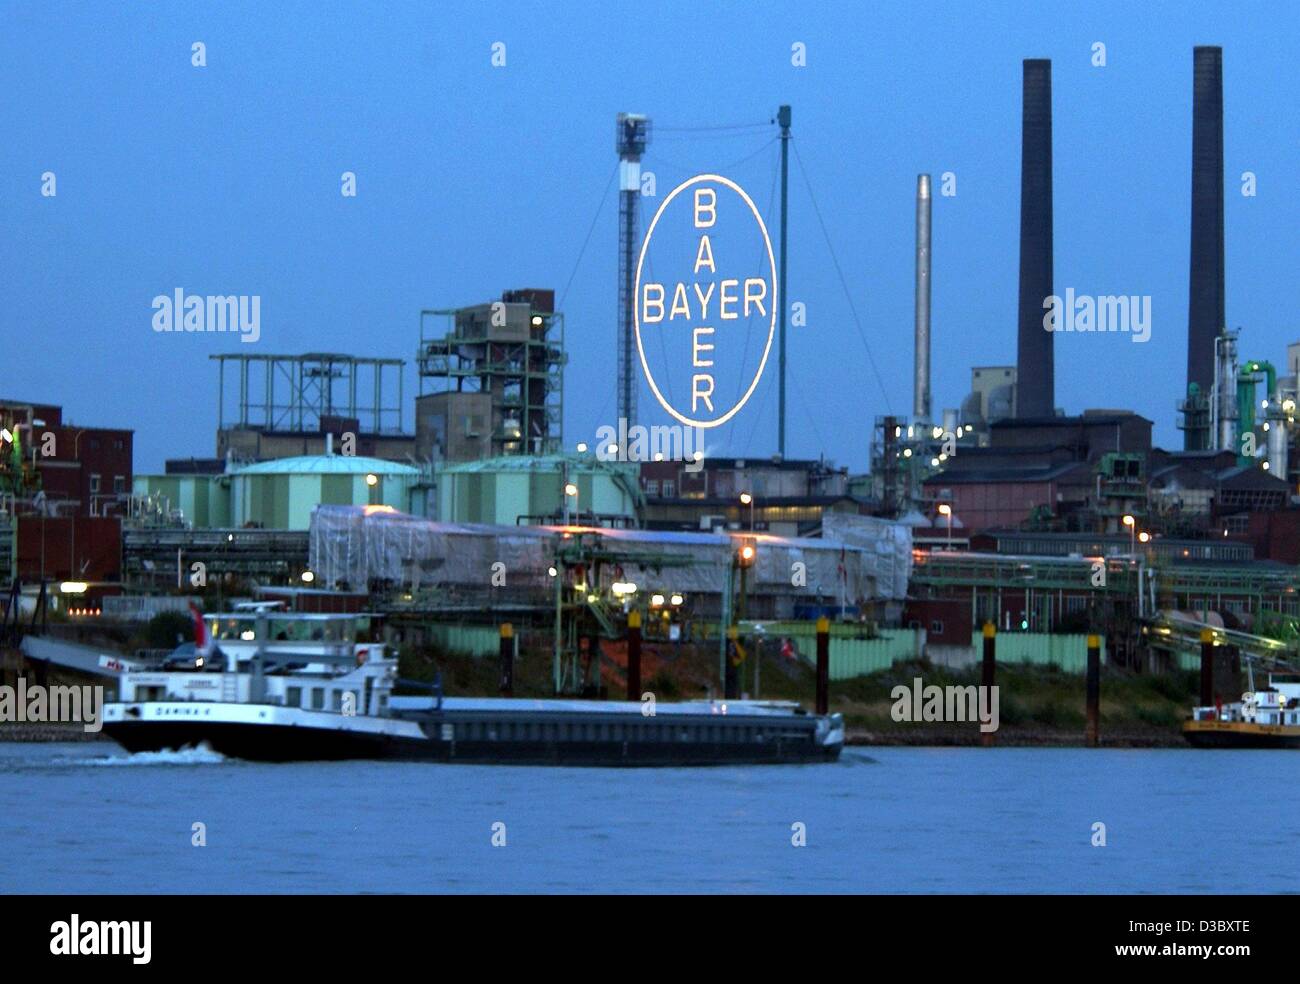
left=1183, top=675, right=1300, bottom=749
left=101, top=608, right=842, bottom=765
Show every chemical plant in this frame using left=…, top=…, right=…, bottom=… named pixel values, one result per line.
left=4, top=44, right=1299, bottom=710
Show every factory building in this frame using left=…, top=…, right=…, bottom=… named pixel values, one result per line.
left=921, top=411, right=1152, bottom=533
left=416, top=289, right=564, bottom=463
left=130, top=469, right=231, bottom=528
left=0, top=399, right=133, bottom=593
left=133, top=454, right=421, bottom=531
left=895, top=42, right=1300, bottom=567
left=0, top=399, right=133, bottom=518
left=436, top=455, right=639, bottom=527
left=638, top=456, right=866, bottom=536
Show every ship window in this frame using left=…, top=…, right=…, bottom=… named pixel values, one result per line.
left=285, top=687, right=302, bottom=708
left=311, top=688, right=325, bottom=710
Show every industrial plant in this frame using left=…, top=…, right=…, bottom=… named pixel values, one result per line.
left=3, top=44, right=1295, bottom=720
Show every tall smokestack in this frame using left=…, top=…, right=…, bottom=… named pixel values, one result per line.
left=1015, top=58, right=1054, bottom=418
left=914, top=174, right=932, bottom=424
left=1186, top=46, right=1224, bottom=449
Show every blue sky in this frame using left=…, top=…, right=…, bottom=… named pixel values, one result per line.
left=2, top=1, right=1296, bottom=472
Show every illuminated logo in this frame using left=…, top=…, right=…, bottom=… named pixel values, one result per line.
left=635, top=174, right=776, bottom=428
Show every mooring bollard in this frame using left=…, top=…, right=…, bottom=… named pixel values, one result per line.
left=1085, top=633, right=1100, bottom=747
left=1199, top=627, right=1215, bottom=709
left=815, top=616, right=829, bottom=716
left=981, top=622, right=996, bottom=747
left=626, top=609, right=642, bottom=701
left=499, top=622, right=514, bottom=697
left=724, top=625, right=740, bottom=700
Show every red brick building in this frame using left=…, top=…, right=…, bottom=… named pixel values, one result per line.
left=0, top=399, right=133, bottom=517
left=2, top=399, right=133, bottom=589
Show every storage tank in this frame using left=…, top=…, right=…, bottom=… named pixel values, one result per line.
left=231, top=455, right=421, bottom=530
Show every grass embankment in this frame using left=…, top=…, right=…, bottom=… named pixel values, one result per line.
left=397, top=640, right=1199, bottom=747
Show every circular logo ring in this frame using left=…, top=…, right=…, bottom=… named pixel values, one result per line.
left=634, top=173, right=778, bottom=429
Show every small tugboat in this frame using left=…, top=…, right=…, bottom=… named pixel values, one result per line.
left=102, top=606, right=843, bottom=765
left=1183, top=673, right=1300, bottom=749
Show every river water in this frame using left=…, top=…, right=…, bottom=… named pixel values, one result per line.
left=0, top=742, right=1291, bottom=893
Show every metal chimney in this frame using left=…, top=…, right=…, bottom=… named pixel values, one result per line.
left=1015, top=59, right=1055, bottom=418
left=1186, top=46, right=1225, bottom=443
left=616, top=113, right=651, bottom=430
left=914, top=174, right=932, bottom=424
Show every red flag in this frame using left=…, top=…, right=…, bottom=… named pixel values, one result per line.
left=189, top=603, right=211, bottom=658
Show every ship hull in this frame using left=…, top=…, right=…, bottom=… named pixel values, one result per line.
left=102, top=702, right=842, bottom=766
left=1182, top=720, right=1300, bottom=749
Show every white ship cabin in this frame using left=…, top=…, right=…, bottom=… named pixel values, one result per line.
left=1194, top=676, right=1300, bottom=725
left=1246, top=677, right=1300, bottom=726
left=119, top=611, right=397, bottom=717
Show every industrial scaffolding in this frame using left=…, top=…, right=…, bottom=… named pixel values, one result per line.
left=417, top=303, right=565, bottom=457
left=212, top=353, right=406, bottom=435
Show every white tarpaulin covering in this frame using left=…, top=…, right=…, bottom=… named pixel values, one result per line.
left=310, top=506, right=553, bottom=591
left=820, top=513, right=913, bottom=600
left=310, top=505, right=911, bottom=601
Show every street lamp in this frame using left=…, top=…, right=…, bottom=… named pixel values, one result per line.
left=739, top=491, right=754, bottom=531
left=938, top=503, right=953, bottom=546
left=1122, top=514, right=1136, bottom=555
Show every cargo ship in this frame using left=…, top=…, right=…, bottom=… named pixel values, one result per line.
left=1183, top=675, right=1300, bottom=749
left=101, top=607, right=843, bottom=765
